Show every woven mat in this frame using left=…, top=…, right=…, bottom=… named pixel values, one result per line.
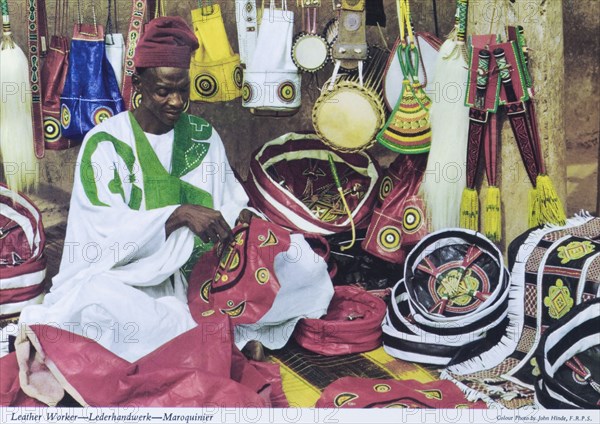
left=268, top=339, right=441, bottom=407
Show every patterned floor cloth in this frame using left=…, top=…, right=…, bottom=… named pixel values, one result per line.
left=268, top=339, right=441, bottom=407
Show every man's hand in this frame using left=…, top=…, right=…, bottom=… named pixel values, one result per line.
left=236, top=208, right=257, bottom=226
left=166, top=204, right=232, bottom=244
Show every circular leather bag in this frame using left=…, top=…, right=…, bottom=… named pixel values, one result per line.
left=245, top=133, right=381, bottom=235
left=294, top=285, right=386, bottom=356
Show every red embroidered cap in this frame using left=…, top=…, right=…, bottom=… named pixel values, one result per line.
left=134, top=16, right=199, bottom=69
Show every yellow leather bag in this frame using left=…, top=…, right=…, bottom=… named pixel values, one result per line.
left=190, top=3, right=243, bottom=102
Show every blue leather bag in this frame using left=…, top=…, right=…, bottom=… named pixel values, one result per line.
left=60, top=20, right=124, bottom=142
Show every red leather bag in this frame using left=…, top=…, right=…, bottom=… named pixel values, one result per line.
left=362, top=154, right=428, bottom=263
left=190, top=218, right=292, bottom=325
left=315, top=376, right=487, bottom=408
left=0, top=184, right=46, bottom=318
left=244, top=133, right=382, bottom=235
left=40, top=0, right=72, bottom=149
left=293, top=285, right=386, bottom=356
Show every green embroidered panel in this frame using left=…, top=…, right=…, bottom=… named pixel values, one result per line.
left=171, top=114, right=212, bottom=179
left=80, top=132, right=143, bottom=209
left=128, top=112, right=215, bottom=277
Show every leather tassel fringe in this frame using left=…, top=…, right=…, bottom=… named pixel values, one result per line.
left=536, top=174, right=567, bottom=226
left=483, top=185, right=501, bottom=242
left=459, top=187, right=479, bottom=231
left=1, top=2, right=39, bottom=194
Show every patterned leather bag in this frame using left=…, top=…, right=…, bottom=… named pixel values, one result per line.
left=60, top=2, right=124, bottom=142
left=189, top=2, right=242, bottom=102
left=244, top=133, right=381, bottom=235
left=241, top=0, right=301, bottom=116
left=187, top=218, right=334, bottom=350
left=534, top=298, right=600, bottom=409
left=0, top=184, right=46, bottom=318
left=41, top=0, right=73, bottom=150
left=362, top=154, right=428, bottom=263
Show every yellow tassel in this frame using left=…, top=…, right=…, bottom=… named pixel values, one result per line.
left=460, top=188, right=479, bottom=231
left=536, top=174, right=567, bottom=226
left=528, top=187, right=540, bottom=228
left=483, top=186, right=502, bottom=242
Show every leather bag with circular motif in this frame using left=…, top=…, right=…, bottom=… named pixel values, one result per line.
left=189, top=3, right=243, bottom=102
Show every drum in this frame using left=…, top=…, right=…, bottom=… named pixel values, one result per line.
left=291, top=32, right=329, bottom=73
left=312, top=47, right=387, bottom=153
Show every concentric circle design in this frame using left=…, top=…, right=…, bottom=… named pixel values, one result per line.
left=277, top=81, right=296, bottom=103
left=92, top=106, right=113, bottom=125
left=233, top=66, right=243, bottom=89
left=43, top=117, right=62, bottom=143
left=379, top=176, right=393, bottom=200
left=428, top=262, right=490, bottom=314
left=200, top=280, right=212, bottom=303
left=132, top=91, right=142, bottom=109
left=242, top=82, right=253, bottom=103
left=403, top=206, right=423, bottom=234
left=255, top=268, right=270, bottom=285
left=61, top=104, right=71, bottom=129
left=194, top=73, right=218, bottom=98
left=373, top=384, right=391, bottom=393
left=378, top=226, right=402, bottom=252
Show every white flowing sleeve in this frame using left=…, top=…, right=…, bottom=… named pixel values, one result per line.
left=192, top=130, right=252, bottom=227
left=50, top=130, right=194, bottom=300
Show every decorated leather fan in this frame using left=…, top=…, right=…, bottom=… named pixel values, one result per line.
left=312, top=47, right=387, bottom=153
left=244, top=133, right=381, bottom=235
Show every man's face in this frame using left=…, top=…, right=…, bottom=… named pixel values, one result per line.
left=136, top=67, right=190, bottom=130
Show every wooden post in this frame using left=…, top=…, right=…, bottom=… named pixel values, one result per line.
left=468, top=0, right=567, bottom=249
left=597, top=140, right=600, bottom=214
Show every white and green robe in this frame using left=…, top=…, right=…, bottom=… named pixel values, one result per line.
left=19, top=111, right=253, bottom=361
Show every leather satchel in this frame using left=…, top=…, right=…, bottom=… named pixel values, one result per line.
left=362, top=154, right=428, bottom=263
left=40, top=0, right=73, bottom=150
left=189, top=3, right=242, bottom=102
left=242, top=0, right=301, bottom=116
left=60, top=15, right=125, bottom=142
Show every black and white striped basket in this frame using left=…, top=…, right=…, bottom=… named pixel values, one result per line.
left=383, top=229, right=520, bottom=373
left=535, top=298, right=600, bottom=409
